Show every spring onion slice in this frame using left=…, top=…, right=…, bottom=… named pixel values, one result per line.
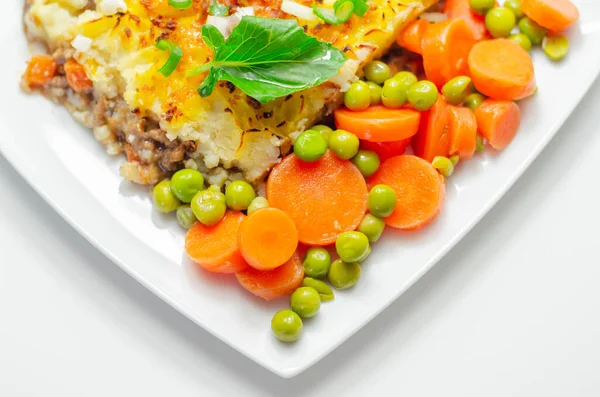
left=168, top=0, right=192, bottom=9
left=313, top=0, right=354, bottom=25
left=334, top=0, right=368, bottom=17
left=156, top=39, right=183, bottom=77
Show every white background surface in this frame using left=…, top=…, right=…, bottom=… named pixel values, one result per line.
left=2, top=82, right=600, bottom=396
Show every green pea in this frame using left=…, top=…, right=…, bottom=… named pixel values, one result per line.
left=176, top=206, right=196, bottom=229
left=170, top=169, right=204, bottom=203
left=344, top=81, right=371, bottom=111
left=290, top=287, right=321, bottom=318
left=302, top=277, right=334, bottom=301
left=368, top=184, right=397, bottom=218
left=191, top=189, right=226, bottom=226
left=542, top=35, right=569, bottom=61
left=464, top=93, right=486, bottom=111
left=357, top=213, right=386, bottom=243
left=247, top=196, right=269, bottom=215
left=504, top=0, right=524, bottom=18
left=469, top=0, right=495, bottom=15
left=441, top=76, right=473, bottom=105
left=367, top=82, right=382, bottom=105
left=432, top=156, right=454, bottom=177
left=311, top=124, right=333, bottom=143
left=351, top=149, right=380, bottom=178
left=518, top=17, right=547, bottom=45
left=329, top=129, right=359, bottom=160
left=327, top=259, right=361, bottom=290
left=407, top=80, right=439, bottom=111
left=485, top=7, right=516, bottom=38
left=508, top=33, right=532, bottom=51
left=225, top=180, right=256, bottom=211
left=381, top=78, right=408, bottom=108
left=302, top=247, right=331, bottom=278
left=364, top=61, right=391, bottom=85
left=335, top=231, right=370, bottom=263
left=153, top=180, right=181, bottom=213
left=294, top=129, right=328, bottom=162
left=476, top=135, right=485, bottom=152
left=392, top=71, right=418, bottom=87
left=271, top=310, right=303, bottom=343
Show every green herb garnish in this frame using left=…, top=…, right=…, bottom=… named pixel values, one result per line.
left=156, top=39, right=183, bottom=77
left=209, top=0, right=229, bottom=16
left=314, top=0, right=369, bottom=24
left=168, top=0, right=192, bottom=9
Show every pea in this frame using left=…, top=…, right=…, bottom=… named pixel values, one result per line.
left=464, top=93, right=486, bottom=111
left=327, top=259, right=361, bottom=290
left=225, top=180, right=256, bottom=211
left=542, top=35, right=569, bottom=61
left=176, top=206, right=196, bottom=229
left=504, top=0, right=524, bottom=18
left=381, top=78, right=408, bottom=108
left=351, top=150, right=380, bottom=178
left=469, top=0, right=495, bottom=15
left=336, top=231, right=370, bottom=263
left=247, top=196, right=269, bottom=215
left=508, top=33, right=532, bottom=51
left=441, top=76, right=473, bottom=105
left=368, top=184, right=397, bottom=218
left=290, top=287, right=321, bottom=318
left=170, top=169, right=204, bottom=203
left=302, top=277, right=334, bottom=301
left=311, top=124, right=333, bottom=143
left=357, top=213, right=386, bottom=243
left=367, top=82, right=382, bottom=105
left=364, top=61, right=391, bottom=85
left=485, top=7, right=516, bottom=38
left=294, top=129, right=328, bottom=162
left=302, top=247, right=331, bottom=278
left=329, top=129, right=359, bottom=160
left=344, top=81, right=371, bottom=111
left=271, top=310, right=303, bottom=343
left=518, top=17, right=547, bottom=45
left=392, top=71, right=418, bottom=88
left=432, top=156, right=455, bottom=177
left=407, top=80, right=439, bottom=111
left=476, top=135, right=485, bottom=152
left=152, top=180, right=181, bottom=213
left=191, top=189, right=226, bottom=226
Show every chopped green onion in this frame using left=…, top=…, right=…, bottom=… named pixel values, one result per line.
left=168, top=0, right=192, bottom=9
left=313, top=0, right=354, bottom=25
left=209, top=0, right=229, bottom=16
left=336, top=0, right=369, bottom=17
left=156, top=39, right=183, bottom=78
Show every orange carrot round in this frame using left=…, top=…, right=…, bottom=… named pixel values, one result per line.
left=237, top=208, right=298, bottom=270
left=185, top=211, right=248, bottom=273
left=468, top=39, right=536, bottom=101
left=235, top=252, right=304, bottom=301
left=334, top=105, right=421, bottom=142
left=422, top=18, right=476, bottom=88
left=396, top=19, right=430, bottom=55
left=24, top=55, right=57, bottom=87
left=448, top=105, right=477, bottom=160
left=412, top=95, right=450, bottom=162
left=267, top=150, right=368, bottom=246
left=360, top=138, right=411, bottom=162
left=64, top=59, right=93, bottom=93
left=368, top=155, right=445, bottom=230
left=474, top=99, right=521, bottom=151
left=521, top=0, right=579, bottom=32
left=444, top=0, right=495, bottom=41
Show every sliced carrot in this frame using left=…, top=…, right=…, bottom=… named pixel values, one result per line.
left=521, top=0, right=579, bottom=32
left=368, top=155, right=445, bottom=230
left=448, top=105, right=477, bottom=160
left=235, top=252, right=304, bottom=301
left=64, top=59, right=93, bottom=93
left=238, top=208, right=298, bottom=270
left=474, top=99, right=521, bottom=151
left=422, top=18, right=476, bottom=88
left=334, top=105, right=421, bottom=142
left=468, top=39, right=536, bottom=101
left=412, top=95, right=450, bottom=162
left=360, top=138, right=411, bottom=162
left=185, top=211, right=248, bottom=274
left=24, top=55, right=57, bottom=87
left=396, top=19, right=430, bottom=55
left=267, top=150, right=368, bottom=246
left=444, top=0, right=495, bottom=41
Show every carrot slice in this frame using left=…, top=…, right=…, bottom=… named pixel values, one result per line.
left=412, top=96, right=450, bottom=162
left=368, top=155, right=445, bottom=230
left=64, top=59, right=93, bottom=93
left=396, top=19, right=430, bottom=55
left=474, top=99, right=521, bottom=151
left=24, top=55, right=57, bottom=87
left=235, top=252, right=304, bottom=301
left=521, top=0, right=579, bottom=32
left=360, top=138, right=411, bottom=162
left=444, top=0, right=495, bottom=41
left=267, top=150, right=368, bottom=246
left=238, top=208, right=298, bottom=270
left=422, top=18, right=476, bottom=88
left=334, top=105, right=421, bottom=142
left=448, top=105, right=477, bottom=160
left=468, top=39, right=536, bottom=101
left=185, top=211, right=248, bottom=273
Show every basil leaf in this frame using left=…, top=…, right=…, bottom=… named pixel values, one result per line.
left=209, top=0, right=229, bottom=16
left=196, top=16, right=346, bottom=103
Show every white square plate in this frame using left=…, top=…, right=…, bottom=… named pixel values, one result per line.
left=2, top=0, right=600, bottom=378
